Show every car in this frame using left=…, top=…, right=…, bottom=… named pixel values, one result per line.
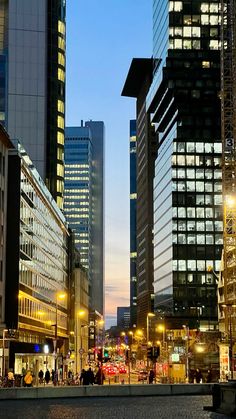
left=119, top=366, right=127, bottom=374
left=137, top=370, right=148, bottom=381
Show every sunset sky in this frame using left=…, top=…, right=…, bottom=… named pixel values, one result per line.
left=66, top=0, right=152, bottom=327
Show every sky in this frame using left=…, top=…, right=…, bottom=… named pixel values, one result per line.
left=66, top=0, right=153, bottom=328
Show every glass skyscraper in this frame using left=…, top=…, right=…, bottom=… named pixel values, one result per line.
left=0, top=0, right=66, bottom=209
left=65, top=121, right=104, bottom=316
left=149, top=0, right=222, bottom=328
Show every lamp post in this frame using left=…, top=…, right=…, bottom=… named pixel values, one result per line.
left=183, top=325, right=189, bottom=383
left=146, top=313, right=155, bottom=344
left=53, top=292, right=66, bottom=381
left=75, top=310, right=85, bottom=374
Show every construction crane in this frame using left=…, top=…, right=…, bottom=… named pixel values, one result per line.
left=221, top=0, right=236, bottom=378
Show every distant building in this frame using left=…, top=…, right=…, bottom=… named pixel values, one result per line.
left=129, top=120, right=137, bottom=328
left=5, top=140, right=69, bottom=374
left=0, top=0, right=66, bottom=208
left=117, top=307, right=130, bottom=330
left=64, top=121, right=105, bottom=316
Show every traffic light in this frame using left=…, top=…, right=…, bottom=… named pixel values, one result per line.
left=147, top=346, right=160, bottom=360
left=147, top=347, right=153, bottom=359
left=97, top=348, right=103, bottom=361
left=153, top=346, right=160, bottom=360
left=103, top=348, right=110, bottom=363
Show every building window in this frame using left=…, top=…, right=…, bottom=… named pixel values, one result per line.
left=58, top=68, right=65, bottom=82
left=57, top=131, right=64, bottom=145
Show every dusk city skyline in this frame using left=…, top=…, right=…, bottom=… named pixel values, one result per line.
left=0, top=0, right=235, bottom=416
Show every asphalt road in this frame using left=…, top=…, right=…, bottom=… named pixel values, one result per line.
left=0, top=396, right=228, bottom=419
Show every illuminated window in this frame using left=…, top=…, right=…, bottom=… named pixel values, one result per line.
left=58, top=68, right=65, bottom=82
left=58, top=100, right=65, bottom=114
left=58, top=37, right=65, bottom=51
left=58, top=52, right=65, bottom=67
left=210, top=3, right=219, bottom=13
left=210, top=15, right=219, bottom=25
left=183, top=40, right=192, bottom=49
left=201, top=15, right=209, bottom=25
left=57, top=147, right=64, bottom=161
left=174, top=39, right=182, bottom=48
left=57, top=196, right=63, bottom=209
left=57, top=163, right=64, bottom=177
left=201, top=3, right=209, bottom=13
left=209, top=40, right=219, bottom=50
left=130, top=136, right=136, bottom=142
left=202, top=61, right=210, bottom=68
left=192, top=27, right=200, bottom=37
left=57, top=131, right=64, bottom=145
left=130, top=193, right=137, bottom=199
left=192, top=40, right=200, bottom=49
left=57, top=180, right=64, bottom=193
left=169, top=1, right=183, bottom=11
left=58, top=20, right=65, bottom=35
left=58, top=116, right=64, bottom=129
left=183, top=27, right=191, bottom=37
left=130, top=252, right=137, bottom=258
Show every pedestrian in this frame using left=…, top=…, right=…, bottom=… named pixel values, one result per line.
left=24, top=370, right=33, bottom=387
left=45, top=369, right=50, bottom=384
left=87, top=367, right=95, bottom=385
left=195, top=368, right=202, bottom=383
left=149, top=369, right=155, bottom=384
left=95, top=367, right=105, bottom=385
left=51, top=369, right=55, bottom=382
left=206, top=369, right=213, bottom=383
left=38, top=369, right=44, bottom=384
left=80, top=369, right=85, bottom=385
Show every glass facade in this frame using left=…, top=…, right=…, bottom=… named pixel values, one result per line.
left=14, top=142, right=69, bottom=340
left=151, top=0, right=222, bottom=328
left=130, top=120, right=137, bottom=328
left=0, top=0, right=66, bottom=209
left=65, top=122, right=105, bottom=316
left=64, top=127, right=93, bottom=274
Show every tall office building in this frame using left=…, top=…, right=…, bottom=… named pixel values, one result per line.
left=122, top=60, right=157, bottom=329
left=0, top=0, right=66, bottom=208
left=129, top=120, right=137, bottom=328
left=148, top=0, right=222, bottom=328
left=64, top=121, right=104, bottom=316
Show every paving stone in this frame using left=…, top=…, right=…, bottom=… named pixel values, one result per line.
left=0, top=395, right=228, bottom=419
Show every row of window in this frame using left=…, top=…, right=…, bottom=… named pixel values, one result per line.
left=173, top=168, right=221, bottom=180
left=19, top=295, right=67, bottom=331
left=173, top=259, right=221, bottom=271
left=173, top=206, right=221, bottom=218
left=173, top=193, right=221, bottom=206
left=170, top=26, right=219, bottom=37
left=173, top=181, right=221, bottom=192
left=170, top=39, right=220, bottom=50
left=172, top=155, right=221, bottom=166
left=173, top=272, right=215, bottom=285
left=169, top=2, right=221, bottom=13
left=173, top=233, right=222, bottom=245
left=173, top=219, right=222, bottom=231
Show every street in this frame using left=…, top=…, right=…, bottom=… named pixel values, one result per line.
left=0, top=396, right=227, bottom=419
